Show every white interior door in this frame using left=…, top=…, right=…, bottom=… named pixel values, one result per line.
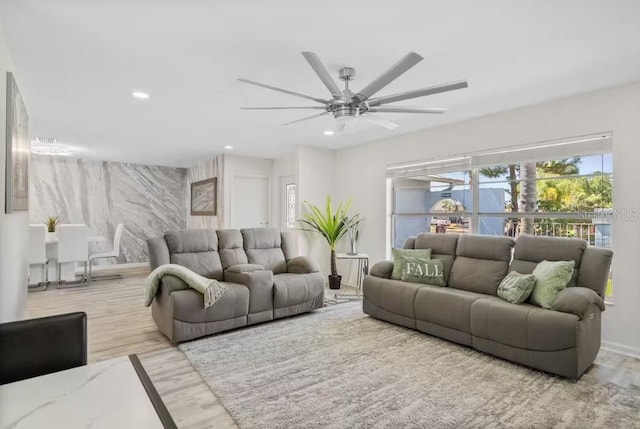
left=231, top=176, right=269, bottom=228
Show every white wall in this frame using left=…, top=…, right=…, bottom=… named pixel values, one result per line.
left=332, top=81, right=640, bottom=356
left=296, top=146, right=336, bottom=276
left=187, top=156, right=223, bottom=229
left=0, top=24, right=28, bottom=322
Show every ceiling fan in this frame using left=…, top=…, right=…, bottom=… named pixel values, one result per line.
left=238, top=51, right=468, bottom=132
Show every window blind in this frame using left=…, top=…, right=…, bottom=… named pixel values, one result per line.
left=386, top=132, right=612, bottom=177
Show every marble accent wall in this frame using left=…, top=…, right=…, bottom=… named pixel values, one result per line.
left=187, top=156, right=224, bottom=230
left=29, top=155, right=187, bottom=264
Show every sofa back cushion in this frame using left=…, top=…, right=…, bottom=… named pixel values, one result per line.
left=164, top=229, right=224, bottom=280
left=241, top=228, right=287, bottom=274
left=509, top=235, right=586, bottom=288
left=411, top=233, right=459, bottom=284
left=216, top=229, right=249, bottom=269
left=577, top=246, right=613, bottom=297
left=448, top=235, right=514, bottom=295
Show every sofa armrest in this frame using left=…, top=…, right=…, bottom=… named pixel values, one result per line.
left=287, top=256, right=320, bottom=274
left=224, top=269, right=274, bottom=315
left=159, top=274, right=190, bottom=295
left=224, top=269, right=274, bottom=288
left=226, top=264, right=265, bottom=273
left=551, top=287, right=605, bottom=320
left=370, top=261, right=393, bottom=279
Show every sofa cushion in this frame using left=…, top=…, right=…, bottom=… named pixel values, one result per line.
left=510, top=234, right=586, bottom=288
left=171, top=283, right=249, bottom=323
left=391, top=248, right=432, bottom=280
left=362, top=275, right=426, bottom=319
left=165, top=229, right=224, bottom=280
left=414, top=233, right=459, bottom=255
left=273, top=273, right=324, bottom=309
left=217, top=229, right=248, bottom=268
left=412, top=233, right=459, bottom=283
left=401, top=259, right=446, bottom=286
left=497, top=271, right=535, bottom=304
left=241, top=228, right=287, bottom=274
left=448, top=235, right=514, bottom=295
left=165, top=229, right=217, bottom=253
left=529, top=260, right=575, bottom=309
left=470, top=297, right=579, bottom=351
left=414, top=286, right=485, bottom=334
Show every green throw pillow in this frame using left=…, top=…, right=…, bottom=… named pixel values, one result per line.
left=529, top=260, right=576, bottom=309
left=401, top=259, right=446, bottom=286
left=391, top=248, right=432, bottom=280
left=497, top=271, right=536, bottom=304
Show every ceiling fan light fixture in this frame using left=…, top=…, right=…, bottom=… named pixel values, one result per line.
left=335, top=115, right=356, bottom=124
left=238, top=51, right=468, bottom=131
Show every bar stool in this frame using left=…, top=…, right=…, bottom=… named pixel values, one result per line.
left=88, top=223, right=125, bottom=283
left=28, top=224, right=48, bottom=291
left=56, top=224, right=89, bottom=286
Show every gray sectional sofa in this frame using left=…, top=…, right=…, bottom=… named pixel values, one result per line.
left=363, top=233, right=613, bottom=378
left=147, top=228, right=324, bottom=343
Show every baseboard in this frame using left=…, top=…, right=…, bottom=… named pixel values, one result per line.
left=601, top=340, right=640, bottom=359
left=92, top=262, right=149, bottom=272
left=73, top=262, right=149, bottom=274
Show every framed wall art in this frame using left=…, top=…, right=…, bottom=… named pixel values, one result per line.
left=190, top=177, right=217, bottom=216
left=5, top=72, right=29, bottom=213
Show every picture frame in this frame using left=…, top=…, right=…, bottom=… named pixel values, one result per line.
left=190, top=177, right=217, bottom=216
left=5, top=72, right=29, bottom=213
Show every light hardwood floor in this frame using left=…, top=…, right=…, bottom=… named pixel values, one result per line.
left=27, top=272, right=238, bottom=429
left=27, top=272, right=640, bottom=428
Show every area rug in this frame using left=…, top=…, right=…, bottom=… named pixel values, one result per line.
left=179, top=302, right=640, bottom=428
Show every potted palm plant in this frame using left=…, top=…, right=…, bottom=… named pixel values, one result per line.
left=298, top=196, right=362, bottom=289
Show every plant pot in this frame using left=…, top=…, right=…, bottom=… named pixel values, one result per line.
left=328, top=275, right=342, bottom=290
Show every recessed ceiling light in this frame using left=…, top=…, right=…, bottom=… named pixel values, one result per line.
left=323, top=130, right=334, bottom=136
left=131, top=91, right=150, bottom=99
left=224, top=145, right=234, bottom=150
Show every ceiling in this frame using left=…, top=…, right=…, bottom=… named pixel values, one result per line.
left=1, top=0, right=639, bottom=168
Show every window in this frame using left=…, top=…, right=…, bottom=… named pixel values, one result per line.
left=389, top=134, right=613, bottom=297
left=285, top=183, right=296, bottom=229
left=392, top=170, right=472, bottom=248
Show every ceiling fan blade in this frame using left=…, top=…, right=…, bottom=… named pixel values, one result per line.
left=238, top=78, right=329, bottom=105
left=368, top=107, right=448, bottom=114
left=301, top=52, right=343, bottom=99
left=241, top=106, right=327, bottom=110
left=366, top=80, right=468, bottom=107
left=354, top=52, right=423, bottom=102
left=281, top=112, right=329, bottom=126
left=362, top=113, right=399, bottom=130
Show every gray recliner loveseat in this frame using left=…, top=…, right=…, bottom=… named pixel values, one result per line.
left=363, top=233, right=613, bottom=378
left=147, top=228, right=324, bottom=343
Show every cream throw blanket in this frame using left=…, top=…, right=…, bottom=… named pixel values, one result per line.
left=144, top=264, right=228, bottom=309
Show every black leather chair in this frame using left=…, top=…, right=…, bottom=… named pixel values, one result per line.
left=0, top=312, right=87, bottom=385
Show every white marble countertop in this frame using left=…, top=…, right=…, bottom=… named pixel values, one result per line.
left=0, top=356, right=164, bottom=429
